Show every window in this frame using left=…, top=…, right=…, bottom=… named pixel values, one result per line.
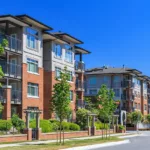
left=27, top=83, right=39, bottom=97
left=88, top=77, right=97, bottom=85
left=144, top=94, right=147, bottom=99
left=89, top=89, right=97, bottom=95
left=69, top=91, right=73, bottom=101
left=113, top=89, right=120, bottom=97
left=113, top=76, right=120, bottom=82
left=65, top=45, right=73, bottom=63
left=67, top=71, right=73, bottom=81
left=26, top=27, right=38, bottom=49
left=103, top=76, right=110, bottom=85
left=55, top=67, right=61, bottom=78
left=27, top=58, right=38, bottom=73
left=54, top=43, right=62, bottom=58
left=144, top=104, right=147, bottom=110
left=144, top=83, right=147, bottom=89
left=138, top=103, right=140, bottom=109
left=134, top=103, right=137, bottom=108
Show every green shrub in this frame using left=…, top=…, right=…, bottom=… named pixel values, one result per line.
left=69, top=123, right=80, bottom=131
left=0, top=120, right=12, bottom=131
left=95, top=122, right=109, bottom=130
left=30, top=120, right=53, bottom=133
left=76, top=108, right=91, bottom=129
left=118, top=125, right=125, bottom=130
left=11, top=114, right=25, bottom=131
left=49, top=119, right=59, bottom=124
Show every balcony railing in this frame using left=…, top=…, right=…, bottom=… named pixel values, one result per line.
left=148, top=89, right=150, bottom=94
left=0, top=61, right=22, bottom=78
left=0, top=33, right=22, bottom=53
left=75, top=61, right=85, bottom=72
left=11, top=90, right=22, bottom=104
left=112, top=82, right=121, bottom=88
left=121, top=80, right=135, bottom=88
left=76, top=99, right=85, bottom=108
left=76, top=80, right=85, bottom=91
left=0, top=88, right=6, bottom=103
left=121, top=94, right=135, bottom=101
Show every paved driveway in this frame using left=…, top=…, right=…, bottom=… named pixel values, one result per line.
left=93, top=131, right=150, bottom=150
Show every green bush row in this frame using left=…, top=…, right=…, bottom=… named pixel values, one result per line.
left=95, top=122, right=109, bottom=130
left=0, top=120, right=12, bottom=131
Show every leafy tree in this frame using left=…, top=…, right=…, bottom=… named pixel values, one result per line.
left=0, top=39, right=8, bottom=114
left=96, top=84, right=117, bottom=138
left=52, top=66, right=71, bottom=144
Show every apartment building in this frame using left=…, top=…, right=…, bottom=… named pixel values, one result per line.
left=0, top=14, right=90, bottom=121
left=85, top=66, right=150, bottom=115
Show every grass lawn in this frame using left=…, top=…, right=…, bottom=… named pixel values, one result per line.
left=2, top=136, right=123, bottom=150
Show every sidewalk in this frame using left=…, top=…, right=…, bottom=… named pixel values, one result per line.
left=0, top=132, right=137, bottom=149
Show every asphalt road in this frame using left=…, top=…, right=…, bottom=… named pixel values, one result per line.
left=93, top=131, right=150, bottom=150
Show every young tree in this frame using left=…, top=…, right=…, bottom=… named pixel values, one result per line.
left=97, top=84, right=117, bottom=139
left=0, top=39, right=8, bottom=114
left=52, top=66, right=71, bottom=144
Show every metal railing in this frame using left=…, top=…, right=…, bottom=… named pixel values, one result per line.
left=75, top=61, right=85, bottom=71
left=0, top=33, right=22, bottom=53
left=121, top=80, right=135, bottom=88
left=0, top=61, right=22, bottom=78
left=76, top=80, right=85, bottom=90
left=0, top=88, right=6, bottom=103
left=112, top=82, right=121, bottom=88
left=11, top=90, right=22, bottom=104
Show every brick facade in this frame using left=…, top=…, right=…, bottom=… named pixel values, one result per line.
left=43, top=70, right=76, bottom=120
left=21, top=63, right=44, bottom=120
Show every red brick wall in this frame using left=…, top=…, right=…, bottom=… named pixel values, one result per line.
left=22, top=63, right=44, bottom=120
left=0, top=134, right=27, bottom=142
left=43, top=70, right=76, bottom=120
left=95, top=129, right=114, bottom=136
left=41, top=131, right=89, bottom=140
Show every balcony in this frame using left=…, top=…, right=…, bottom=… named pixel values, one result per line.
left=148, top=89, right=150, bottom=94
left=76, top=100, right=85, bottom=108
left=11, top=90, right=22, bottom=104
left=76, top=80, right=85, bottom=91
left=121, top=94, right=127, bottom=100
left=121, top=80, right=135, bottom=88
left=0, top=61, right=22, bottom=78
left=0, top=88, right=6, bottom=103
left=75, top=61, right=85, bottom=72
left=112, top=82, right=121, bottom=88
left=0, top=88, right=21, bottom=104
left=0, top=33, right=22, bottom=54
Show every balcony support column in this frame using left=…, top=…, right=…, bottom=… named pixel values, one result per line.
left=2, top=85, right=11, bottom=120
left=79, top=53, right=82, bottom=62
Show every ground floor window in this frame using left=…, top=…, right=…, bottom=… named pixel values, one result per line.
left=11, top=106, right=17, bottom=117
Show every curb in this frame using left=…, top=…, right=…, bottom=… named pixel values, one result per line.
left=60, top=140, right=130, bottom=150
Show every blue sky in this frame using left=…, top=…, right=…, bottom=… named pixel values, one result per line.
left=1, top=0, right=150, bottom=75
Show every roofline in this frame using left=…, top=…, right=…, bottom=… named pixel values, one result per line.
left=0, top=14, right=31, bottom=26
left=16, top=14, right=53, bottom=30
left=43, top=31, right=68, bottom=43
left=55, top=33, right=83, bottom=44
left=75, top=46, right=91, bottom=54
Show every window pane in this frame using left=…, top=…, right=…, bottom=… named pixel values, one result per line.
left=27, top=58, right=38, bottom=73
left=55, top=67, right=61, bottom=78
left=89, top=77, right=97, bottom=85
left=27, top=83, right=39, bottom=97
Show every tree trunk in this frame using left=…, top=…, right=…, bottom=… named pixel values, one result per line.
left=60, top=121, right=62, bottom=144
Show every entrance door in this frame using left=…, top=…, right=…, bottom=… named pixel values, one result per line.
left=10, top=58, right=17, bottom=76
left=11, top=34, right=17, bottom=50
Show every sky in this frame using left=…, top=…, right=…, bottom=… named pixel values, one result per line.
left=1, top=0, right=150, bottom=75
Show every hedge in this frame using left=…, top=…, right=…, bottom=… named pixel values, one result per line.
left=95, top=122, right=109, bottom=130
left=0, top=120, right=12, bottom=131
left=30, top=120, right=53, bottom=133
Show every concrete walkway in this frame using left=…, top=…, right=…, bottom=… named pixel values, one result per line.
left=0, top=132, right=138, bottom=149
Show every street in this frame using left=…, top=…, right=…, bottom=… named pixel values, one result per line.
left=93, top=131, right=150, bottom=150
